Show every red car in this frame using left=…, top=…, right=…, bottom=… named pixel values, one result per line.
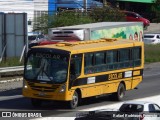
left=122, top=11, right=150, bottom=28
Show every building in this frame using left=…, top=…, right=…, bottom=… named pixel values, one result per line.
left=0, top=0, right=34, bottom=32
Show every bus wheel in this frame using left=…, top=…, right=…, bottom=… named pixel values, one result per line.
left=31, top=98, right=42, bottom=107
left=68, top=91, right=79, bottom=109
left=111, top=83, right=125, bottom=101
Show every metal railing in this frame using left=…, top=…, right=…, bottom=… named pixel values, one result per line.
left=0, top=66, right=24, bottom=74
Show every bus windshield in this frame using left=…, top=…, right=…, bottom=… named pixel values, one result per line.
left=24, top=50, right=69, bottom=84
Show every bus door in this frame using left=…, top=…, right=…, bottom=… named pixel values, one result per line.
left=69, top=54, right=82, bottom=89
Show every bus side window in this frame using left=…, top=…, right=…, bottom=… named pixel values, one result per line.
left=106, top=50, right=118, bottom=70
left=133, top=47, right=141, bottom=66
left=70, top=54, right=82, bottom=77
left=84, top=53, right=94, bottom=74
left=95, top=52, right=105, bottom=65
left=119, top=48, right=130, bottom=68
left=94, top=52, right=105, bottom=72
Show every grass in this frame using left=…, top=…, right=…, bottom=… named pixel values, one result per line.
left=0, top=44, right=160, bottom=67
left=145, top=44, right=160, bottom=63
left=0, top=57, right=24, bottom=67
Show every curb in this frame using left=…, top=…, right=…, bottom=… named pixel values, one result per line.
left=0, top=77, right=23, bottom=83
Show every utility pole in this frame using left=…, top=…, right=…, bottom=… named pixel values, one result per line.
left=84, top=0, right=87, bottom=12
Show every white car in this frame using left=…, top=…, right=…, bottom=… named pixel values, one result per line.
left=143, top=33, right=160, bottom=44
left=75, top=101, right=160, bottom=120
left=119, top=101, right=160, bottom=120
left=28, top=32, right=44, bottom=43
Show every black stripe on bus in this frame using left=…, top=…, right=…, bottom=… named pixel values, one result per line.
left=72, top=69, right=143, bottom=87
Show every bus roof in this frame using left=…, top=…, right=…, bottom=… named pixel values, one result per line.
left=32, top=38, right=143, bottom=54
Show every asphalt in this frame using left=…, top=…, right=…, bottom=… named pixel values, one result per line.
left=144, top=23, right=160, bottom=33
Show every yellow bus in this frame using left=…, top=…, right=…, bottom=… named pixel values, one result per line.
left=23, top=38, right=144, bottom=109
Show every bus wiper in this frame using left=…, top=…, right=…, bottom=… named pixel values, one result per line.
left=42, top=69, right=54, bottom=83
left=34, top=60, right=54, bottom=83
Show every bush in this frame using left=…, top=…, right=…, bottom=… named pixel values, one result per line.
left=89, top=6, right=125, bottom=22
left=144, top=44, right=160, bottom=63
left=0, top=57, right=24, bottom=67
left=52, top=11, right=94, bottom=27
left=33, top=6, right=126, bottom=33
left=34, top=11, right=94, bottom=34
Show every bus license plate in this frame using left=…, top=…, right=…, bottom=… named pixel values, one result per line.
left=38, top=92, right=46, bottom=96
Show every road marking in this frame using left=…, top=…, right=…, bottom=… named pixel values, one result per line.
left=0, top=95, right=23, bottom=101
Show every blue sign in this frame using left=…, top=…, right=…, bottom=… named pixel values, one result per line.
left=48, top=0, right=57, bottom=15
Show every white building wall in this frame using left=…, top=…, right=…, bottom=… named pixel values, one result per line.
left=0, top=0, right=54, bottom=32
left=0, top=0, right=34, bottom=32
left=0, top=0, right=49, bottom=32
left=34, top=0, right=48, bottom=11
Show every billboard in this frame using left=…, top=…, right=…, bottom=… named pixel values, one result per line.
left=0, top=13, right=27, bottom=60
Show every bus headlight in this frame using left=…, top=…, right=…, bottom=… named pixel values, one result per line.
left=59, top=84, right=66, bottom=93
left=23, top=81, right=28, bottom=89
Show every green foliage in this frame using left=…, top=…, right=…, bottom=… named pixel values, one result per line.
left=156, top=0, right=160, bottom=4
left=0, top=57, right=24, bottom=67
left=151, top=0, right=160, bottom=23
left=33, top=14, right=55, bottom=34
left=144, top=44, right=160, bottom=63
left=33, top=11, right=94, bottom=34
left=52, top=11, right=94, bottom=27
left=33, top=6, right=126, bottom=33
left=89, top=6, right=126, bottom=22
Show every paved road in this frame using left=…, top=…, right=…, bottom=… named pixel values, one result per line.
left=144, top=23, right=160, bottom=33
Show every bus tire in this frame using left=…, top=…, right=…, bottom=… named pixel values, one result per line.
left=31, top=98, right=42, bottom=107
left=111, top=83, right=125, bottom=101
left=68, top=91, right=79, bottom=109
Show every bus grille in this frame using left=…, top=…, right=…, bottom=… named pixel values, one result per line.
left=27, top=81, right=59, bottom=92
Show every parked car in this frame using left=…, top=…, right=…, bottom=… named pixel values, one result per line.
left=122, top=11, right=150, bottom=28
left=143, top=33, right=160, bottom=44
left=28, top=32, right=45, bottom=48
left=28, top=32, right=44, bottom=43
left=75, top=101, right=160, bottom=120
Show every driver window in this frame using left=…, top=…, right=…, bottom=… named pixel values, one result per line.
left=70, top=54, right=82, bottom=76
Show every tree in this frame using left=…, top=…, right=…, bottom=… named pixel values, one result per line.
left=89, top=6, right=125, bottom=22
left=33, top=6, right=125, bottom=33
left=33, top=11, right=93, bottom=34
left=151, top=0, right=160, bottom=23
